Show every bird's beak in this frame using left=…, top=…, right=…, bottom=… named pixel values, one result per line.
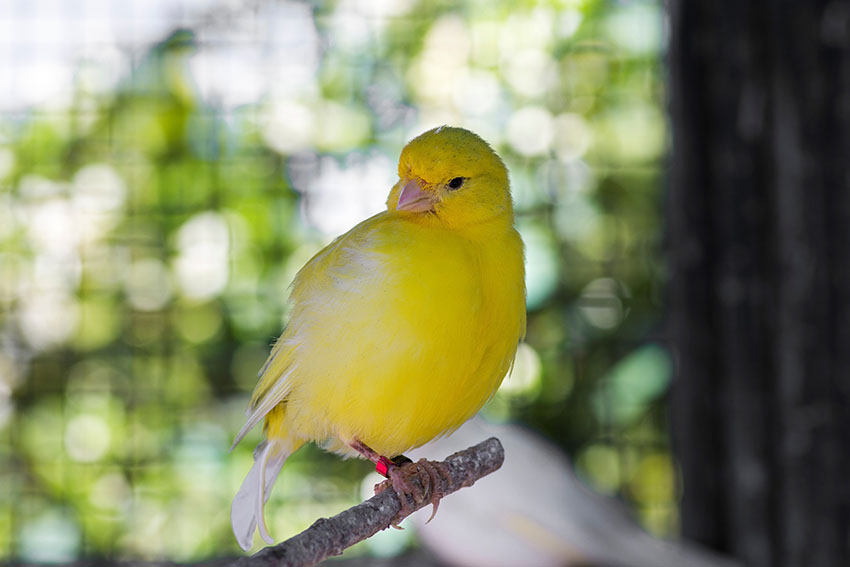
left=397, top=178, right=436, bottom=213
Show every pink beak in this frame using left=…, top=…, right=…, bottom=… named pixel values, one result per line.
left=397, top=178, right=436, bottom=213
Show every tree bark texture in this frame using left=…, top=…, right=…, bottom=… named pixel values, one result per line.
left=667, top=2, right=850, bottom=567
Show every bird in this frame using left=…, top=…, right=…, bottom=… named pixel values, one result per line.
left=230, top=126, right=527, bottom=551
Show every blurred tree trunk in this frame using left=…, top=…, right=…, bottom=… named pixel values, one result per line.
left=667, top=2, right=850, bottom=567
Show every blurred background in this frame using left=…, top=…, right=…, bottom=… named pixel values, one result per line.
left=0, top=0, right=669, bottom=562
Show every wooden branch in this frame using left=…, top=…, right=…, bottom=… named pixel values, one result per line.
left=228, top=437, right=505, bottom=567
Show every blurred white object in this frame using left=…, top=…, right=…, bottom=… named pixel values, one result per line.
left=409, top=418, right=739, bottom=567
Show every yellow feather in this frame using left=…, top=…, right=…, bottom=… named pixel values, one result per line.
left=231, top=126, right=526, bottom=550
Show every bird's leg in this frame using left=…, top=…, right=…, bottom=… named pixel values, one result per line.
left=348, top=438, right=451, bottom=525
left=347, top=438, right=408, bottom=481
left=348, top=437, right=384, bottom=465
left=348, top=438, right=417, bottom=510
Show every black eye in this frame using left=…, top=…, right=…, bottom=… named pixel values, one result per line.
left=448, top=177, right=464, bottom=190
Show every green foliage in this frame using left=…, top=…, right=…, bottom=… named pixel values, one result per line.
left=0, top=0, right=670, bottom=560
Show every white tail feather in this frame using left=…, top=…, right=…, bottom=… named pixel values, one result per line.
left=231, top=440, right=290, bottom=551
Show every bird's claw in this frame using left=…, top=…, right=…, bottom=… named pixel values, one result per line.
left=422, top=459, right=451, bottom=523
left=374, top=458, right=452, bottom=526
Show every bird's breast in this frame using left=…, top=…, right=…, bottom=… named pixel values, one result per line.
left=284, top=218, right=525, bottom=457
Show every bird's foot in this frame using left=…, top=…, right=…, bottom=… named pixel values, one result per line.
left=374, top=457, right=452, bottom=526
left=347, top=438, right=451, bottom=525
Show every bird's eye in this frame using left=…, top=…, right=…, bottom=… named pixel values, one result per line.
left=448, top=177, right=465, bottom=190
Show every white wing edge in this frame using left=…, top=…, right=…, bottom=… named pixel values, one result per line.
left=231, top=367, right=295, bottom=451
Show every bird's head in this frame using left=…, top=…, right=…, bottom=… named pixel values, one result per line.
left=387, top=126, right=513, bottom=228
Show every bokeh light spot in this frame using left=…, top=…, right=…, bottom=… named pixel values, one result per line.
left=174, top=212, right=230, bottom=300
left=501, top=342, right=542, bottom=397
left=592, top=344, right=673, bottom=426
left=503, top=49, right=557, bottom=98
left=65, top=414, right=111, bottom=462
left=576, top=443, right=621, bottom=494
left=261, top=99, right=314, bottom=154
left=125, top=258, right=173, bottom=311
left=507, top=106, right=555, bottom=156
left=554, top=113, right=592, bottom=160
left=605, top=4, right=663, bottom=55
left=19, top=510, right=81, bottom=563
left=519, top=222, right=559, bottom=309
left=89, top=472, right=131, bottom=512
left=577, top=277, right=630, bottom=330
left=174, top=302, right=224, bottom=344
left=18, top=290, right=79, bottom=351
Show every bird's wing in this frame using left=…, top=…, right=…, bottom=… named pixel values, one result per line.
left=231, top=344, right=296, bottom=449
left=232, top=214, right=386, bottom=449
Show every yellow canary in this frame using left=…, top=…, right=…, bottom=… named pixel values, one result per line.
left=231, top=126, right=526, bottom=550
